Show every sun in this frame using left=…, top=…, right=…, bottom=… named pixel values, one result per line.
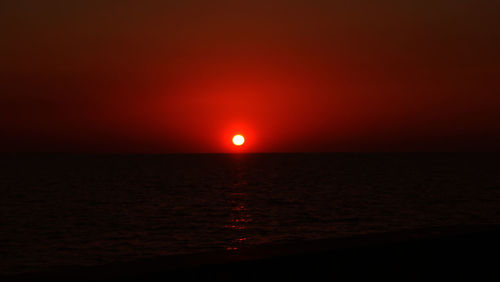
left=232, top=134, right=245, bottom=146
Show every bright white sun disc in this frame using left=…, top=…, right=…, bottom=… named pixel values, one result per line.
left=232, top=135, right=245, bottom=146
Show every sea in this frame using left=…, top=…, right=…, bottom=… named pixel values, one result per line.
left=1, top=153, right=499, bottom=274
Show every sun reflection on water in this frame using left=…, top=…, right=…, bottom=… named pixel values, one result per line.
left=224, top=166, right=252, bottom=251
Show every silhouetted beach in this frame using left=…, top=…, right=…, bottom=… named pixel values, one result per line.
left=3, top=225, right=499, bottom=281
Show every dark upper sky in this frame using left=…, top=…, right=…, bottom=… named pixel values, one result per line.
left=1, top=0, right=499, bottom=152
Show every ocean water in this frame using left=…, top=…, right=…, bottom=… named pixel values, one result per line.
left=1, top=153, right=499, bottom=274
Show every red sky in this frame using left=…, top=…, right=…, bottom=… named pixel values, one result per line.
left=1, top=1, right=499, bottom=152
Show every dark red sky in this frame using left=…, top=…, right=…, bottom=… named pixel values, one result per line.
left=1, top=1, right=499, bottom=152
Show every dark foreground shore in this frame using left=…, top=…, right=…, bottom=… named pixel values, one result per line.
left=4, top=225, right=499, bottom=281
